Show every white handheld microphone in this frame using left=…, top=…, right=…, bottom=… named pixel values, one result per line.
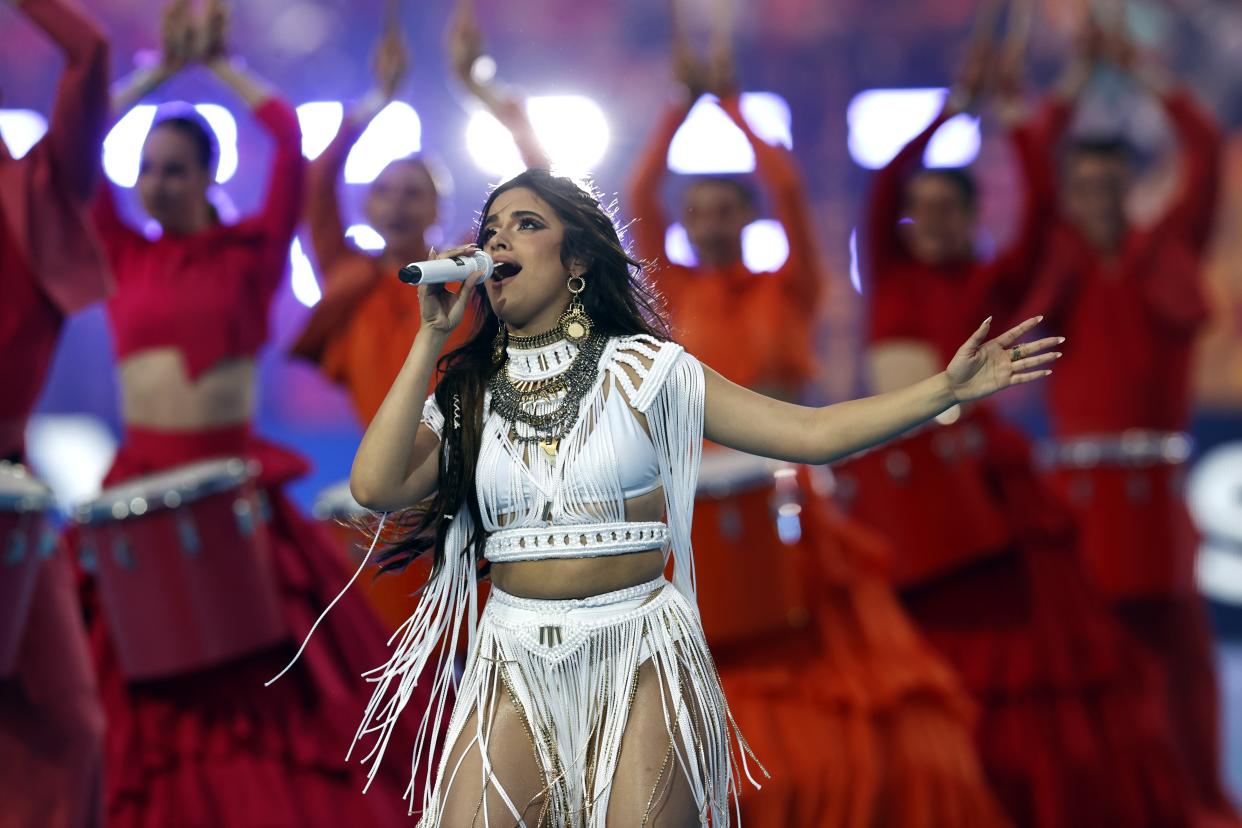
left=398, top=250, right=493, bottom=286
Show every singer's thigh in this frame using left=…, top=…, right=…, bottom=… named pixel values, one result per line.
left=606, top=659, right=700, bottom=827
left=439, top=691, right=547, bottom=826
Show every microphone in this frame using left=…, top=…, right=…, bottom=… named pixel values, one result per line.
left=398, top=250, right=493, bottom=286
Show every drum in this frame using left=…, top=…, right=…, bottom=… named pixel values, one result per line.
left=76, top=457, right=288, bottom=680
left=0, top=462, right=57, bottom=677
left=833, top=418, right=1014, bottom=588
left=690, top=448, right=815, bottom=652
left=313, top=480, right=431, bottom=631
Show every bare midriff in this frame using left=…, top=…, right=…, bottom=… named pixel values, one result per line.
left=489, top=487, right=668, bottom=600
left=118, top=350, right=256, bottom=430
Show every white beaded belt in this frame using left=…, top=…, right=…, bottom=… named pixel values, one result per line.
left=1042, top=431, right=1193, bottom=469
left=485, top=521, right=670, bottom=563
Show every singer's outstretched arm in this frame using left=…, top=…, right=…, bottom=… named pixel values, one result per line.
left=704, top=316, right=1061, bottom=465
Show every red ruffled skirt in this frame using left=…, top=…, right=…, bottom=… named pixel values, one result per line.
left=1052, top=463, right=1240, bottom=825
left=79, top=424, right=435, bottom=827
left=0, top=548, right=105, bottom=828
left=693, top=464, right=1008, bottom=827
left=835, top=410, right=1196, bottom=828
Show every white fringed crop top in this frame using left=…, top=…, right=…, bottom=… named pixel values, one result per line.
left=421, top=335, right=696, bottom=565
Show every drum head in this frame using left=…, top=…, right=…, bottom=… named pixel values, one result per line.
left=78, top=457, right=253, bottom=522
left=0, top=462, right=55, bottom=512
left=313, top=479, right=368, bottom=520
left=697, top=448, right=787, bottom=498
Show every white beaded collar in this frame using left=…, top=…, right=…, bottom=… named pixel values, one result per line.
left=505, top=337, right=580, bottom=383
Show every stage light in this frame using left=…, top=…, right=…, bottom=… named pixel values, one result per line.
left=667, top=92, right=792, bottom=175
left=0, top=109, right=48, bottom=159
left=344, top=102, right=421, bottom=184
left=289, top=237, right=322, bottom=307
left=25, top=415, right=117, bottom=510
left=529, top=96, right=609, bottom=178
left=742, top=219, right=789, bottom=273
left=346, top=224, right=386, bottom=251
left=103, top=105, right=157, bottom=187
left=103, top=104, right=240, bottom=186
left=195, top=104, right=238, bottom=183
left=661, top=220, right=789, bottom=271
left=465, top=94, right=609, bottom=179
left=296, top=101, right=344, bottom=160
left=847, top=88, right=981, bottom=169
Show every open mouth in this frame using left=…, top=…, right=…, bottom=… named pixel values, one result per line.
left=492, top=261, right=523, bottom=281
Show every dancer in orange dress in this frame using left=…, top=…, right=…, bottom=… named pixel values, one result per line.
left=1019, top=25, right=1238, bottom=826
left=292, top=2, right=551, bottom=630
left=291, top=0, right=549, bottom=425
left=838, top=19, right=1196, bottom=827
left=80, top=2, right=434, bottom=823
left=0, top=0, right=109, bottom=824
left=626, top=16, right=1007, bottom=827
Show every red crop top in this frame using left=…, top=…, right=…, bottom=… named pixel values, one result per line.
left=91, top=97, right=305, bottom=379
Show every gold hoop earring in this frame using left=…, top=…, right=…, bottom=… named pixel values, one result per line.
left=558, top=273, right=592, bottom=343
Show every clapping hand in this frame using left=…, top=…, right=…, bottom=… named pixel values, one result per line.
left=159, top=0, right=198, bottom=72
left=373, top=14, right=410, bottom=100
left=945, top=316, right=1063, bottom=403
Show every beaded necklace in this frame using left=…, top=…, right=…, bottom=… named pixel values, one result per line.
left=488, top=329, right=607, bottom=455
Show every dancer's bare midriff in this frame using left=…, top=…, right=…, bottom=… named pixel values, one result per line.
left=119, top=350, right=256, bottom=430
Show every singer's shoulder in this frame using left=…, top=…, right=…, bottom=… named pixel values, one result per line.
left=608, top=335, right=699, bottom=413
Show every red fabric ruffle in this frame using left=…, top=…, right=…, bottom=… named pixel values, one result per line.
left=695, top=469, right=1008, bottom=828
left=82, top=424, right=437, bottom=827
left=839, top=409, right=1197, bottom=828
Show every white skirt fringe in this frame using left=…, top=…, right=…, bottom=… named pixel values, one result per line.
left=421, top=576, right=760, bottom=827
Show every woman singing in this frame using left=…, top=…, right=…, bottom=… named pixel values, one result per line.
left=344, top=167, right=1061, bottom=825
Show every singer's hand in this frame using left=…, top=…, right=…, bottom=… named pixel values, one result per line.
left=419, top=244, right=484, bottom=334
left=945, top=315, right=1063, bottom=403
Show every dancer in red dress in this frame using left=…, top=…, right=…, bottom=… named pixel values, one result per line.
left=1019, top=27, right=1237, bottom=825
left=837, top=24, right=1196, bottom=828
left=627, top=18, right=1006, bottom=827
left=83, top=1, right=433, bottom=823
left=0, top=0, right=109, bottom=823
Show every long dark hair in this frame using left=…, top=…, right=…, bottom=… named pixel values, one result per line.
left=374, top=169, right=670, bottom=578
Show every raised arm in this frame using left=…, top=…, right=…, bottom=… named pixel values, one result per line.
left=110, top=0, right=196, bottom=118
left=864, top=105, right=954, bottom=280
left=350, top=246, right=484, bottom=511
left=14, top=0, right=109, bottom=200
left=211, top=62, right=304, bottom=241
left=717, top=92, right=820, bottom=306
left=706, top=315, right=1061, bottom=464
left=306, top=113, right=364, bottom=275
left=306, top=22, right=407, bottom=275
left=625, top=99, right=691, bottom=268
left=981, top=112, right=1061, bottom=315
left=1149, top=81, right=1221, bottom=250
left=447, top=0, right=551, bottom=171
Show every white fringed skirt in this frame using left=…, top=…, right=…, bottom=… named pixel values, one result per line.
left=420, top=576, right=757, bottom=827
